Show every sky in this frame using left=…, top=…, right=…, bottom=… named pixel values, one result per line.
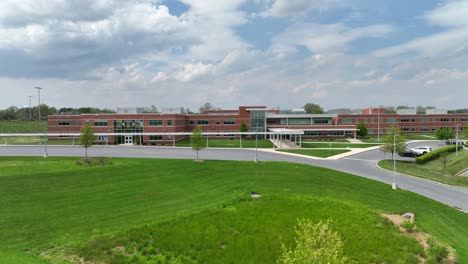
left=0, top=0, right=467, bottom=111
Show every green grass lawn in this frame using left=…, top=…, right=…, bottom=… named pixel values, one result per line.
left=277, top=149, right=351, bottom=158
left=301, top=138, right=350, bottom=143
left=1, top=137, right=77, bottom=145
left=300, top=142, right=381, bottom=148
left=0, top=121, right=46, bottom=133
left=175, top=138, right=274, bottom=148
left=379, top=149, right=468, bottom=187
left=0, top=157, right=467, bottom=263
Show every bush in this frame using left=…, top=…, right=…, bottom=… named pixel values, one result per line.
left=277, top=219, right=347, bottom=264
left=415, top=145, right=463, bottom=164
left=401, top=221, right=416, bottom=233
left=427, top=244, right=449, bottom=264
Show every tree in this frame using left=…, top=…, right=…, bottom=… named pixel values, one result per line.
left=356, top=122, right=368, bottom=138
left=303, top=103, right=324, bottom=114
left=277, top=219, right=347, bottom=264
left=239, top=121, right=248, bottom=139
left=199, top=102, right=214, bottom=114
left=79, top=123, right=95, bottom=160
left=436, top=127, right=455, bottom=141
left=190, top=125, right=205, bottom=160
left=143, top=105, right=158, bottom=113
left=380, top=125, right=407, bottom=158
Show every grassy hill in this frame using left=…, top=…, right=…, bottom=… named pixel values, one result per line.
left=0, top=157, right=467, bottom=263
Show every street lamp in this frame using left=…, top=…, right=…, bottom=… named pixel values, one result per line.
left=255, top=130, right=258, bottom=162
left=456, top=124, right=459, bottom=156
left=392, top=132, right=397, bottom=189
left=377, top=108, right=380, bottom=142
left=28, top=95, right=32, bottom=120
left=35, top=87, right=42, bottom=121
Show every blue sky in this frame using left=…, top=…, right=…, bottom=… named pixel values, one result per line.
left=0, top=0, right=467, bottom=111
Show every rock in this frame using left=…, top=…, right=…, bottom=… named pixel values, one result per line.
left=250, top=191, right=262, bottom=198
left=402, top=212, right=415, bottom=222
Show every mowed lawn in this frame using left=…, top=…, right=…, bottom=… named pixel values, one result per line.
left=379, top=149, right=468, bottom=187
left=0, top=157, right=467, bottom=263
left=0, top=121, right=46, bottom=133
left=277, top=149, right=351, bottom=158
left=175, top=138, right=274, bottom=148
left=300, top=142, right=381, bottom=148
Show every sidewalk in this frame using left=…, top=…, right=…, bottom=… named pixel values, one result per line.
left=259, top=146, right=381, bottom=160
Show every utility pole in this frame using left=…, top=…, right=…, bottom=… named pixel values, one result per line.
left=456, top=124, right=459, bottom=156
left=35, top=87, right=43, bottom=121
left=28, top=95, right=32, bottom=120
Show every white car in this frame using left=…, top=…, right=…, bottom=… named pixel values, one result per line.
left=409, top=146, right=432, bottom=156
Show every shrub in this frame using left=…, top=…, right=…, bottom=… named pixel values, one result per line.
left=401, top=221, right=416, bottom=233
left=415, top=145, right=463, bottom=164
left=277, top=219, right=347, bottom=264
left=427, top=244, right=449, bottom=264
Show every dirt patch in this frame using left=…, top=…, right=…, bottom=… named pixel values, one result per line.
left=382, top=213, right=457, bottom=264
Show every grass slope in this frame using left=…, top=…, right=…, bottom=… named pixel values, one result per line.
left=379, top=149, right=468, bottom=187
left=277, top=149, right=350, bottom=158
left=0, top=157, right=467, bottom=263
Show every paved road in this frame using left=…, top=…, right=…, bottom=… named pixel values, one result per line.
left=1, top=142, right=467, bottom=212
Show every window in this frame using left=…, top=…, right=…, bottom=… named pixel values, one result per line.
left=223, top=120, right=235, bottom=125
left=313, top=118, right=330, bottom=124
left=167, top=135, right=173, bottom=140
left=386, top=117, right=396, bottom=123
left=400, top=118, right=410, bottom=123
left=441, top=118, right=450, bottom=122
left=197, top=120, right=209, bottom=125
left=190, top=120, right=194, bottom=125
left=149, top=120, right=163, bottom=126
left=289, top=118, right=312, bottom=125
left=149, top=135, right=163, bottom=140
left=401, top=128, right=410, bottom=132
left=167, top=120, right=172, bottom=126
left=267, top=119, right=277, bottom=124
left=461, top=118, right=468, bottom=122
left=341, top=118, right=353, bottom=124
left=97, top=136, right=107, bottom=141
left=94, top=120, right=108, bottom=126
left=216, top=120, right=220, bottom=124
left=420, top=118, right=429, bottom=123
left=420, top=128, right=430, bottom=132
left=58, top=120, right=70, bottom=126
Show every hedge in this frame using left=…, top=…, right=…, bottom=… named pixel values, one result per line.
left=415, top=145, right=463, bottom=164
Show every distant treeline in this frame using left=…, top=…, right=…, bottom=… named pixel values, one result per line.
left=0, top=105, right=115, bottom=120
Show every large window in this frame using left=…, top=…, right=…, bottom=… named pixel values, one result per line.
left=386, top=118, right=396, bottom=123
left=341, top=118, right=353, bottom=124
left=197, top=120, right=209, bottom=125
left=400, top=118, right=410, bottom=123
left=313, top=118, right=331, bottom=125
left=223, top=120, right=235, bottom=125
left=149, top=120, right=163, bottom=126
left=167, top=120, right=172, bottom=126
left=441, top=118, right=450, bottom=122
left=94, top=120, right=108, bottom=126
left=250, top=110, right=266, bottom=139
left=461, top=118, right=468, bottom=122
left=58, top=120, right=70, bottom=126
left=149, top=135, right=163, bottom=141
left=289, top=118, right=312, bottom=125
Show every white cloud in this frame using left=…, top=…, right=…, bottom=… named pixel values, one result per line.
left=174, top=62, right=214, bottom=82
left=271, top=23, right=394, bottom=54
left=151, top=72, right=169, bottom=83
left=374, top=0, right=468, bottom=58
left=263, top=0, right=343, bottom=17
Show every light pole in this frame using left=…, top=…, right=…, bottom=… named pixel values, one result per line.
left=35, top=87, right=42, bottom=121
left=377, top=108, right=380, bottom=142
left=28, top=95, right=32, bottom=120
left=43, top=125, right=48, bottom=158
left=255, top=130, right=258, bottom=162
left=456, top=124, right=459, bottom=156
left=392, top=132, right=397, bottom=189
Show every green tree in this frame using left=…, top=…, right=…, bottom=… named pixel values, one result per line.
left=356, top=122, right=368, bottom=138
left=239, top=121, right=248, bottom=139
left=278, top=219, right=347, bottom=264
left=79, top=123, right=95, bottom=160
left=380, top=125, right=407, bottom=158
left=436, top=127, right=455, bottom=141
left=199, top=102, right=213, bottom=114
left=303, top=103, right=324, bottom=114
left=191, top=125, right=205, bottom=160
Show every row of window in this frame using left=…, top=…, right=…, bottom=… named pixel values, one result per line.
left=342, top=117, right=466, bottom=124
